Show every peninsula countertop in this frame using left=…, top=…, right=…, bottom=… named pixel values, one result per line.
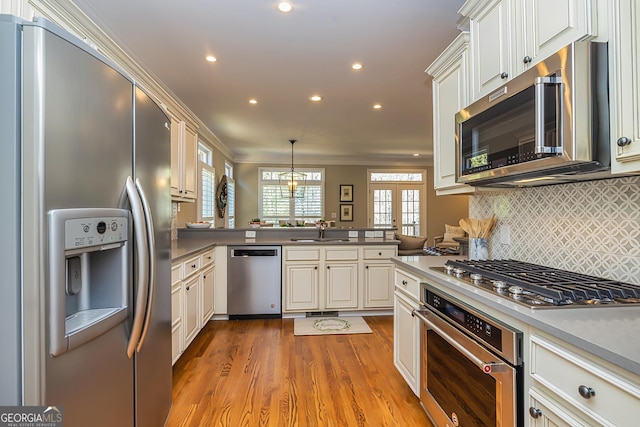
left=392, top=255, right=640, bottom=378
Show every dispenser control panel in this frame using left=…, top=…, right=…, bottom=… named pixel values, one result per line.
left=64, top=216, right=128, bottom=249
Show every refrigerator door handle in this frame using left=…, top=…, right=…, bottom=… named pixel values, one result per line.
left=134, top=177, right=156, bottom=353
left=125, top=176, right=150, bottom=358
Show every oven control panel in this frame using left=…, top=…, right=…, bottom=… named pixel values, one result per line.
left=426, top=291, right=503, bottom=352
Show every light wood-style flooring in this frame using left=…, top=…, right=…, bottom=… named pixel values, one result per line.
left=167, top=316, right=433, bottom=427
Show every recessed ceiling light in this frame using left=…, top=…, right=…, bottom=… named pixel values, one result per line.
left=278, top=1, right=293, bottom=12
left=309, top=95, right=323, bottom=102
left=205, top=55, right=217, bottom=63
left=249, top=99, right=258, bottom=105
left=352, top=63, right=363, bottom=70
left=373, top=104, right=382, bottom=109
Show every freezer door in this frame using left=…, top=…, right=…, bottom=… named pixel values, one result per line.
left=132, top=86, right=173, bottom=426
left=22, top=22, right=135, bottom=426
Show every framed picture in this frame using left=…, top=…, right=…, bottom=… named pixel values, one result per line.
left=340, top=204, right=353, bottom=221
left=340, top=184, right=353, bottom=202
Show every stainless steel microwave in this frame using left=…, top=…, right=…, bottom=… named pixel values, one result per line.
left=455, top=42, right=610, bottom=187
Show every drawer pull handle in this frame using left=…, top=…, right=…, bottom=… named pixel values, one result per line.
left=528, top=407, right=542, bottom=419
left=365, top=266, right=369, bottom=269
left=402, top=280, right=408, bottom=285
left=186, top=286, right=190, bottom=291
left=617, top=136, right=631, bottom=147
left=378, top=252, right=382, bottom=256
left=191, top=264, right=196, bottom=269
left=578, top=385, right=596, bottom=399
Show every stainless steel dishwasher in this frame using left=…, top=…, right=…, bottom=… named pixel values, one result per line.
left=227, top=246, right=282, bottom=319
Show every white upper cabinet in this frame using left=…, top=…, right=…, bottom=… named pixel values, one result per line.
left=426, top=32, right=476, bottom=194
left=609, top=0, right=640, bottom=174
left=170, top=118, right=198, bottom=201
left=461, top=0, right=603, bottom=101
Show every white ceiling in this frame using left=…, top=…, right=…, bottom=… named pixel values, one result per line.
left=73, top=0, right=465, bottom=166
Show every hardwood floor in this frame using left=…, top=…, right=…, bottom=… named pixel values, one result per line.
left=167, top=316, right=433, bottom=427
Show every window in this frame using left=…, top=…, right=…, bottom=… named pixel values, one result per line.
left=225, top=161, right=235, bottom=229
left=368, top=170, right=426, bottom=236
left=198, top=143, right=215, bottom=225
left=259, top=168, right=324, bottom=225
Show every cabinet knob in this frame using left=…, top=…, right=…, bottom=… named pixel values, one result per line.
left=365, top=266, right=369, bottom=269
left=500, top=72, right=509, bottom=79
left=617, top=136, right=632, bottom=147
left=191, top=264, right=196, bottom=268
left=203, top=275, right=207, bottom=279
left=378, top=252, right=382, bottom=256
left=528, top=407, right=542, bottom=419
left=523, top=55, right=532, bottom=64
left=578, top=385, right=596, bottom=399
left=186, top=286, right=190, bottom=291
left=402, top=280, right=408, bottom=285
left=314, top=266, right=318, bottom=270
left=327, top=266, right=330, bottom=269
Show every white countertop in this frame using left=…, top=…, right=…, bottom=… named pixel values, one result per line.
left=393, top=255, right=640, bottom=378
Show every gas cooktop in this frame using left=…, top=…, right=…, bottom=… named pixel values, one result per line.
left=432, top=259, right=640, bottom=309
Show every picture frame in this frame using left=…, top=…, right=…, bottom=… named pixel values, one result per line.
left=340, top=204, right=353, bottom=221
left=340, top=184, right=353, bottom=202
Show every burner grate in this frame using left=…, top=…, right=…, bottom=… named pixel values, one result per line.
left=445, top=259, right=640, bottom=305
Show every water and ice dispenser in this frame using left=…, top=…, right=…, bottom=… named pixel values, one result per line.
left=48, top=208, right=130, bottom=356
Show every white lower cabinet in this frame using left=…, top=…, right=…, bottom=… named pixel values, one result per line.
left=393, top=288, right=420, bottom=396
left=170, top=264, right=183, bottom=365
left=182, top=273, right=200, bottom=349
left=528, top=332, right=640, bottom=426
left=282, top=245, right=396, bottom=313
left=325, top=262, right=358, bottom=309
left=393, top=265, right=422, bottom=396
left=171, top=247, right=216, bottom=365
left=284, top=263, right=320, bottom=311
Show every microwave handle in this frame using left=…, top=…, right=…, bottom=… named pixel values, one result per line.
left=535, top=76, right=562, bottom=155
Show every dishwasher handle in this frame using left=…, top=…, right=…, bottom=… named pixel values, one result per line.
left=232, top=249, right=278, bottom=257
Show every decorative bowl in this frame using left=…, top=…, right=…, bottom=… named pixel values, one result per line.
left=186, top=222, right=212, bottom=229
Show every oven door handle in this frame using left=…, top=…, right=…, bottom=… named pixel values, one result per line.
left=413, top=308, right=508, bottom=374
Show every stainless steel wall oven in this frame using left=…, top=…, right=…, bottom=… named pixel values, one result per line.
left=415, top=284, right=524, bottom=427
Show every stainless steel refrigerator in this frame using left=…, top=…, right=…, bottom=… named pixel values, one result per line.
left=0, top=15, right=172, bottom=427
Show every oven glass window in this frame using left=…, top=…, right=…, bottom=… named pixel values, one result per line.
left=426, top=330, right=496, bottom=426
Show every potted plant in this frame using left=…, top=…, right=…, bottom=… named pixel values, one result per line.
left=249, top=218, right=261, bottom=228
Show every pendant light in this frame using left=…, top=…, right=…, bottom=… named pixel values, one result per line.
left=279, top=139, right=306, bottom=198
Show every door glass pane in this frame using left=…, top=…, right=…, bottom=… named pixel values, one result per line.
left=401, top=189, right=420, bottom=236
left=372, top=189, right=393, bottom=228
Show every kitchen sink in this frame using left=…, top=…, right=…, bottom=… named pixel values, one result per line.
left=290, top=238, right=350, bottom=242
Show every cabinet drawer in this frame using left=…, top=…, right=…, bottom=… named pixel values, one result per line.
left=201, top=249, right=214, bottom=266
left=530, top=335, right=640, bottom=426
left=325, top=247, right=359, bottom=261
left=285, top=247, right=321, bottom=261
left=363, top=246, right=396, bottom=259
left=395, top=268, right=420, bottom=300
left=182, top=255, right=201, bottom=279
left=171, top=282, right=182, bottom=325
left=171, top=263, right=182, bottom=283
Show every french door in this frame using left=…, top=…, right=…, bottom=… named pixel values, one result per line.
left=369, top=184, right=425, bottom=236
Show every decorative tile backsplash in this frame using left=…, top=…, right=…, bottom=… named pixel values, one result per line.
left=470, top=176, right=640, bottom=284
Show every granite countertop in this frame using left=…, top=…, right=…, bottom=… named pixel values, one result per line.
left=172, top=237, right=399, bottom=261
left=392, top=256, right=640, bottom=378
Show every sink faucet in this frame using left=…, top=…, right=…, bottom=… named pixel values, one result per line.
left=318, top=222, right=326, bottom=239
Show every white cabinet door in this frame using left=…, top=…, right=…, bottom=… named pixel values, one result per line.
left=528, top=388, right=591, bottom=427
left=427, top=33, right=475, bottom=194
left=284, top=263, right=319, bottom=311
left=170, top=118, right=197, bottom=201
left=610, top=0, right=640, bottom=174
left=325, top=263, right=358, bottom=309
left=393, top=289, right=420, bottom=396
left=200, top=265, right=214, bottom=325
left=363, top=263, right=394, bottom=308
left=470, top=0, right=512, bottom=99
left=182, top=125, right=198, bottom=199
left=183, top=274, right=200, bottom=348
left=170, top=263, right=183, bottom=365
left=519, top=0, right=591, bottom=73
